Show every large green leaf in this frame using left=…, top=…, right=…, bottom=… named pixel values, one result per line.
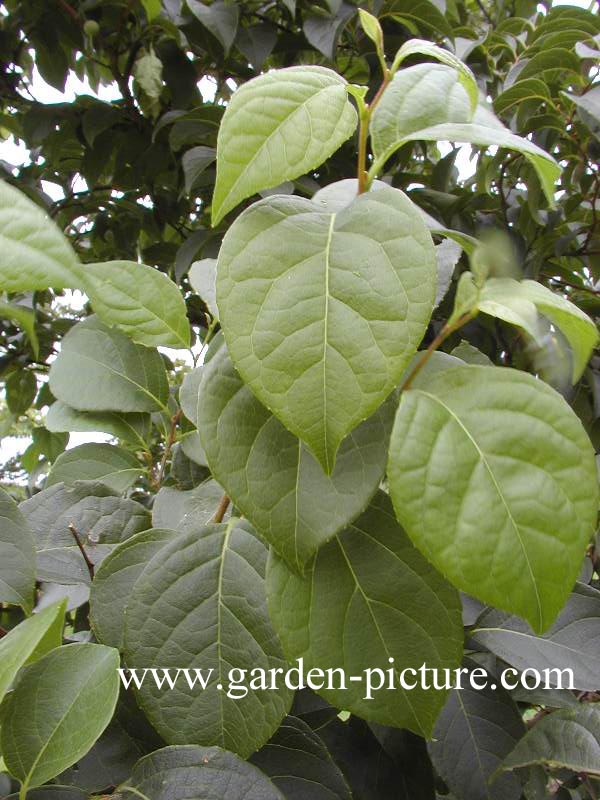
left=211, top=67, right=357, bottom=224
left=46, top=402, right=151, bottom=448
left=217, top=184, right=436, bottom=473
left=90, top=528, right=176, bottom=649
left=82, top=261, right=190, bottom=349
left=46, top=443, right=144, bottom=493
left=20, top=481, right=151, bottom=585
left=388, top=365, right=598, bottom=632
left=0, top=643, right=120, bottom=791
left=194, top=345, right=395, bottom=570
left=0, top=182, right=81, bottom=291
left=370, top=100, right=560, bottom=204
left=123, top=519, right=293, bottom=757
left=471, top=583, right=600, bottom=691
left=0, top=600, right=66, bottom=707
left=477, top=278, right=598, bottom=382
left=0, top=486, right=35, bottom=612
left=49, top=317, right=169, bottom=413
left=187, top=0, right=239, bottom=54
left=429, top=661, right=525, bottom=800
left=119, top=746, right=285, bottom=800
left=501, top=705, right=600, bottom=776
left=370, top=64, right=474, bottom=158
left=267, top=492, right=464, bottom=737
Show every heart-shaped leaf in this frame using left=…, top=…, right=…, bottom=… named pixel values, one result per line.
left=124, top=519, right=293, bottom=757
left=193, top=345, right=395, bottom=570
left=217, top=184, right=436, bottom=472
left=388, top=365, right=598, bottom=632
left=267, top=492, right=464, bottom=737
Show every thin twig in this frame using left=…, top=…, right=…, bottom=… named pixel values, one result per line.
left=157, top=409, right=182, bottom=485
left=212, top=495, right=231, bottom=524
left=68, top=523, right=95, bottom=580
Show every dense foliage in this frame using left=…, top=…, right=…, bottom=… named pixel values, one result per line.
left=1, top=0, right=600, bottom=798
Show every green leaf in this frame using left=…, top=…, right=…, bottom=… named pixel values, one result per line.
left=381, top=0, right=454, bottom=40
left=267, top=492, right=464, bottom=737
left=477, top=278, right=598, bottom=382
left=0, top=486, right=35, bottom=612
left=47, top=443, right=143, bottom=493
left=0, top=643, right=120, bottom=791
left=188, top=0, right=239, bottom=54
left=358, top=9, right=384, bottom=56
left=151, top=480, right=224, bottom=531
left=6, top=368, right=36, bottom=415
left=211, top=67, right=357, bottom=224
left=429, top=661, right=525, bottom=800
left=82, top=260, right=190, bottom=349
left=251, top=716, right=352, bottom=799
left=494, top=79, right=552, bottom=116
left=471, top=583, right=600, bottom=691
left=391, top=42, right=478, bottom=112
left=217, top=184, right=436, bottom=473
left=90, top=528, right=177, bottom=649
left=0, top=182, right=81, bottom=291
left=0, top=600, right=66, bottom=707
left=516, top=47, right=581, bottom=83
left=370, top=103, right=561, bottom=205
left=303, top=4, right=356, bottom=61
left=49, top=317, right=169, bottom=413
left=564, top=85, right=600, bottom=127
left=120, top=745, right=286, bottom=800
left=124, top=519, right=293, bottom=757
left=46, top=402, right=151, bottom=448
left=0, top=300, right=39, bottom=357
left=182, top=146, right=216, bottom=195
left=189, top=257, right=218, bottom=320
left=236, top=24, right=278, bottom=71
left=141, top=0, right=161, bottom=20
left=194, top=345, right=396, bottom=570
left=388, top=365, right=598, bottom=633
left=501, top=705, right=600, bottom=776
left=370, top=64, right=474, bottom=158
left=20, top=481, right=151, bottom=585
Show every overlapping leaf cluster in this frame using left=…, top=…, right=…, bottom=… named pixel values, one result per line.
left=1, top=1, right=600, bottom=799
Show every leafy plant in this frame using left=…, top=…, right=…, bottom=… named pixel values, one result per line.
left=1, top=1, right=600, bottom=798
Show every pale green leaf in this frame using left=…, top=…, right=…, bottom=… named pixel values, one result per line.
left=49, top=317, right=169, bottom=413
left=141, top=0, right=161, bottom=20
left=0, top=182, right=81, bottom=291
left=120, top=745, right=285, bottom=800
left=388, top=366, right=598, bottom=632
left=133, top=49, right=163, bottom=102
left=478, top=278, right=598, bottom=382
left=195, top=346, right=396, bottom=570
left=46, top=402, right=151, bottom=448
left=47, top=443, right=143, bottom=493
left=124, top=519, right=293, bottom=757
left=0, top=600, right=66, bottom=707
left=370, top=65, right=474, bottom=159
left=0, top=643, right=120, bottom=791
left=188, top=257, right=218, bottom=320
left=90, top=528, right=177, bottom=649
left=151, top=480, right=224, bottom=531
left=0, top=486, right=35, bottom=612
left=267, top=492, right=464, bottom=737
left=370, top=101, right=560, bottom=205
left=212, top=67, right=357, bottom=224
left=82, top=261, right=190, bottom=349
left=217, top=184, right=436, bottom=472
left=21, top=481, right=151, bottom=585
left=501, top=705, right=600, bottom=776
